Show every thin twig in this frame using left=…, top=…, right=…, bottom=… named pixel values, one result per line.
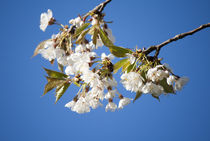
left=144, top=23, right=210, bottom=56
left=83, top=0, right=112, bottom=20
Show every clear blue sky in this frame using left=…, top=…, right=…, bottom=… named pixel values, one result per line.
left=1, top=0, right=210, bottom=141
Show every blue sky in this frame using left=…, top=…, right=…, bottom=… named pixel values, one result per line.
left=1, top=0, right=210, bottom=141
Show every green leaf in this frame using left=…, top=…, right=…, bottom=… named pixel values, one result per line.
left=114, top=58, right=129, bottom=74
left=126, top=63, right=136, bottom=73
left=75, top=28, right=90, bottom=44
left=33, top=39, right=52, bottom=57
left=122, top=61, right=131, bottom=72
left=159, top=78, right=175, bottom=93
left=109, top=45, right=132, bottom=57
left=58, top=63, right=64, bottom=73
left=98, top=27, right=113, bottom=47
left=73, top=23, right=90, bottom=38
left=43, top=77, right=66, bottom=96
left=55, top=82, right=71, bottom=103
left=92, top=28, right=99, bottom=46
left=133, top=91, right=142, bottom=103
left=140, top=71, right=147, bottom=81
left=43, top=68, right=68, bottom=79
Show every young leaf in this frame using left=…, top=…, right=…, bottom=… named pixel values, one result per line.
left=33, top=39, right=52, bottom=57
left=126, top=63, right=136, bottom=73
left=73, top=23, right=90, bottom=38
left=43, top=68, right=68, bottom=79
left=122, top=61, right=131, bottom=72
left=43, top=77, right=66, bottom=96
left=159, top=78, right=175, bottom=93
left=109, top=45, right=132, bottom=57
left=55, top=82, right=71, bottom=103
left=75, top=28, right=90, bottom=44
left=98, top=27, right=113, bottom=47
left=92, top=28, right=99, bottom=46
left=58, top=63, right=64, bottom=73
left=133, top=91, right=143, bottom=103
left=114, top=58, right=129, bottom=74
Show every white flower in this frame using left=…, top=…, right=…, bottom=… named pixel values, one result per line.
left=126, top=53, right=136, bottom=64
left=104, top=28, right=115, bottom=43
left=81, top=70, right=101, bottom=88
left=102, top=77, right=117, bottom=88
left=167, top=75, right=176, bottom=85
left=91, top=17, right=98, bottom=25
left=75, top=44, right=86, bottom=53
left=105, top=89, right=116, bottom=99
left=142, top=82, right=164, bottom=97
left=71, top=53, right=92, bottom=73
left=175, top=77, right=189, bottom=91
left=101, top=53, right=115, bottom=61
left=65, top=65, right=75, bottom=75
left=38, top=41, right=56, bottom=61
left=147, top=67, right=169, bottom=82
left=105, top=102, right=117, bottom=112
left=163, top=63, right=172, bottom=72
left=72, top=97, right=90, bottom=114
left=40, top=9, right=53, bottom=32
left=118, top=97, right=131, bottom=109
left=85, top=94, right=102, bottom=109
left=89, top=86, right=104, bottom=100
left=69, top=17, right=84, bottom=27
left=121, top=72, right=144, bottom=92
left=96, top=38, right=104, bottom=48
left=65, top=100, right=76, bottom=111
left=86, top=41, right=95, bottom=51
left=55, top=48, right=68, bottom=66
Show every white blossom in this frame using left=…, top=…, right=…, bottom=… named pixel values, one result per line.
left=75, top=44, right=86, bottom=53
left=105, top=102, right=117, bottom=112
left=72, top=97, right=90, bottom=114
left=81, top=70, right=101, bottom=88
left=163, top=63, right=173, bottom=72
left=121, top=72, right=144, bottom=92
left=40, top=9, right=53, bottom=32
left=38, top=41, right=56, bottom=61
left=147, top=67, right=169, bottom=82
left=142, top=82, right=164, bottom=97
left=101, top=53, right=115, bottom=61
left=104, top=28, right=115, bottom=43
left=102, top=77, right=117, bottom=88
left=104, top=89, right=116, bottom=99
left=69, top=17, right=83, bottom=27
left=65, top=100, right=76, bottom=111
left=91, top=17, right=98, bottom=25
left=167, top=75, right=176, bottom=85
left=89, top=86, right=104, bottom=100
left=85, top=94, right=102, bottom=109
left=175, top=77, right=189, bottom=91
left=55, top=48, right=68, bottom=66
left=126, top=53, right=136, bottom=64
left=118, top=97, right=131, bottom=109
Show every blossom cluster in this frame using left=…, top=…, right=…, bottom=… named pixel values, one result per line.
left=121, top=64, right=189, bottom=98
left=36, top=9, right=131, bottom=114
left=35, top=9, right=188, bottom=114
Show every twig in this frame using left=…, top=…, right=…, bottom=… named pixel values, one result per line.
left=83, top=0, right=112, bottom=20
left=144, top=23, right=210, bottom=57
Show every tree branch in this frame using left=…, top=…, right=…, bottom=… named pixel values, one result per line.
left=144, top=23, right=210, bottom=56
left=83, top=0, right=112, bottom=19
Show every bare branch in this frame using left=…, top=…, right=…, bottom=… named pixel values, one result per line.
left=83, top=0, right=112, bottom=19
left=144, top=23, right=210, bottom=56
